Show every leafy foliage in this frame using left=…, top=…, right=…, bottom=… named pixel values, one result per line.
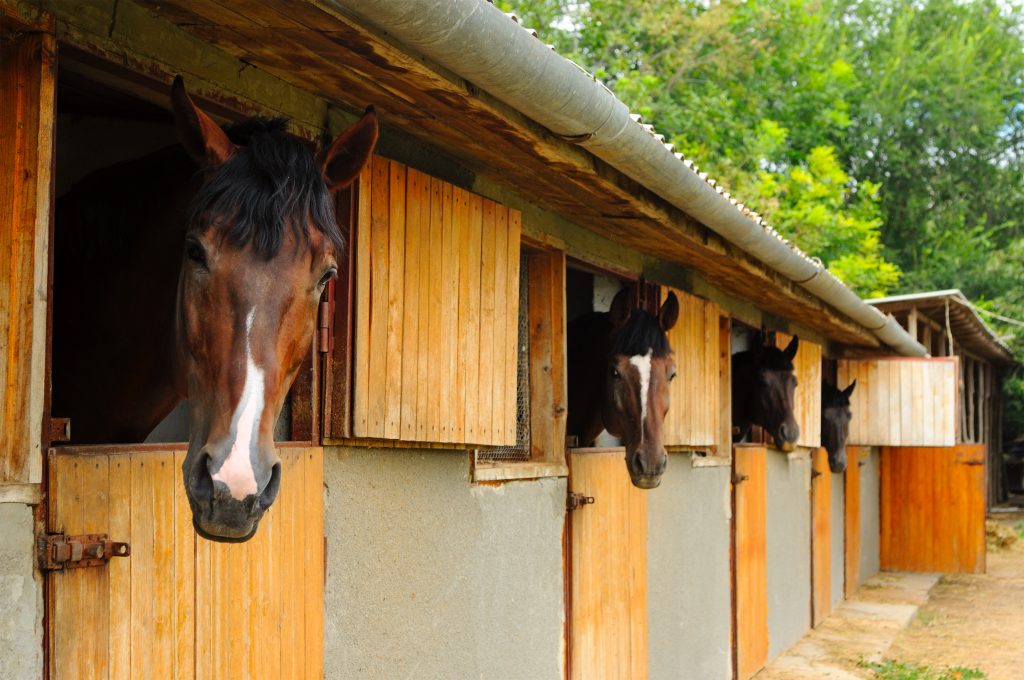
left=497, top=0, right=1024, bottom=438
left=861, top=658, right=987, bottom=680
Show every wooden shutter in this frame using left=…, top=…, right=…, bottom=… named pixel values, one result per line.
left=350, top=157, right=521, bottom=446
left=837, top=357, right=958, bottom=446
left=776, top=332, right=822, bottom=448
left=1, top=26, right=55, bottom=483
left=661, top=288, right=720, bottom=450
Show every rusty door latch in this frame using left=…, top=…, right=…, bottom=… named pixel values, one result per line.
left=567, top=492, right=595, bottom=512
left=39, top=533, right=130, bottom=571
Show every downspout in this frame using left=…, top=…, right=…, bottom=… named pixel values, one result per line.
left=330, top=0, right=926, bottom=356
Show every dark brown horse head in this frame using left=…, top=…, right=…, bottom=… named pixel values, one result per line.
left=171, top=77, right=377, bottom=542
left=601, top=289, right=679, bottom=489
left=732, top=334, right=801, bottom=451
left=822, top=379, right=856, bottom=473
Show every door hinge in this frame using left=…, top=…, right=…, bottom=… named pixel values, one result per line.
left=567, top=492, right=595, bottom=512
left=317, top=300, right=331, bottom=354
left=732, top=473, right=749, bottom=485
left=39, top=533, right=130, bottom=571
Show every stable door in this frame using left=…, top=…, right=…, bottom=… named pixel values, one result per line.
left=567, top=448, right=648, bottom=680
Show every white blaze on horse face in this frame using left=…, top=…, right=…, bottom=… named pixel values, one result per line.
left=630, top=350, right=653, bottom=425
left=212, top=309, right=263, bottom=501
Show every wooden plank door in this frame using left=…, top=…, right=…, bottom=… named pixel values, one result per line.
left=844, top=447, right=864, bottom=597
left=880, top=444, right=986, bottom=574
left=811, top=448, right=831, bottom=626
left=47, top=446, right=324, bottom=679
left=0, top=22, right=55, bottom=485
left=568, top=449, right=648, bottom=680
left=733, top=445, right=768, bottom=680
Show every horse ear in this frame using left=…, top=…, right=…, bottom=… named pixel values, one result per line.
left=843, top=379, right=857, bottom=398
left=782, top=334, right=799, bottom=361
left=658, top=292, right=679, bottom=331
left=170, top=75, right=237, bottom=168
left=608, top=287, right=632, bottom=329
left=321, top=106, right=379, bottom=191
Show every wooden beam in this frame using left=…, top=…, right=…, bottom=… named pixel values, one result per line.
left=43, top=0, right=883, bottom=348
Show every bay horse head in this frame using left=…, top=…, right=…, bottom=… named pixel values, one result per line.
left=170, top=77, right=378, bottom=542
left=732, top=334, right=801, bottom=451
left=568, top=288, right=679, bottom=489
left=821, top=379, right=856, bottom=473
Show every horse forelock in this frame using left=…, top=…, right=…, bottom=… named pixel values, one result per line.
left=611, top=310, right=671, bottom=359
left=188, top=117, right=344, bottom=260
left=758, top=346, right=794, bottom=373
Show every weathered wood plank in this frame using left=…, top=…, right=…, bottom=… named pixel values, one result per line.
left=811, top=448, right=831, bottom=627
left=352, top=164, right=373, bottom=437
left=569, top=449, right=647, bottom=680
left=384, top=162, right=406, bottom=439
left=734, top=446, right=769, bottom=680
left=0, top=30, right=54, bottom=484
left=399, top=169, right=422, bottom=441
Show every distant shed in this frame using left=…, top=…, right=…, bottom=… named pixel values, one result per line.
left=868, top=290, right=1017, bottom=506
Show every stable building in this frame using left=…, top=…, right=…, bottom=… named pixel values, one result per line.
left=0, top=2, right=995, bottom=679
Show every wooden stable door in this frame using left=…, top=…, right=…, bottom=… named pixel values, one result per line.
left=811, top=448, right=832, bottom=626
left=568, top=449, right=648, bottom=680
left=844, top=447, right=865, bottom=597
left=733, top=446, right=768, bottom=680
left=46, top=447, right=323, bottom=679
left=880, top=444, right=986, bottom=574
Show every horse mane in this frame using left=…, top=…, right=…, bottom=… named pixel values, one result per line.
left=823, top=381, right=850, bottom=407
left=189, top=117, right=344, bottom=259
left=611, top=310, right=671, bottom=358
left=758, top=345, right=794, bottom=372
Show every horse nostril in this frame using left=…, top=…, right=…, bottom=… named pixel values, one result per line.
left=258, top=462, right=282, bottom=511
left=189, top=451, right=215, bottom=503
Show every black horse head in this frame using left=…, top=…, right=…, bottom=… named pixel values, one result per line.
left=821, top=379, right=856, bottom=473
left=732, top=334, right=801, bottom=451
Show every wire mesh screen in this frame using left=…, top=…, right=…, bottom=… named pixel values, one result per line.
left=476, top=256, right=531, bottom=463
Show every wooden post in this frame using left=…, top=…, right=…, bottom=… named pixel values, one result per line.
left=0, top=26, right=56, bottom=484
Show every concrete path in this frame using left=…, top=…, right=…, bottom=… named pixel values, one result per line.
left=754, top=571, right=940, bottom=679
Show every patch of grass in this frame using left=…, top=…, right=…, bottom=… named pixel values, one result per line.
left=859, top=658, right=987, bottom=679
left=1014, top=521, right=1024, bottom=540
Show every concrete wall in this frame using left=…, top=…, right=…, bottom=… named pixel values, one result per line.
left=829, top=470, right=845, bottom=610
left=766, top=451, right=812, bottom=661
left=647, top=455, right=732, bottom=680
left=0, top=504, right=43, bottom=680
left=859, top=449, right=881, bottom=585
left=322, top=448, right=566, bottom=680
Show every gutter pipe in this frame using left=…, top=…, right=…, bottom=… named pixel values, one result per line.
left=330, top=0, right=926, bottom=356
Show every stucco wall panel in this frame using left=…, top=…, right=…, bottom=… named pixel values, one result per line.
left=647, top=457, right=732, bottom=680
left=0, top=503, right=43, bottom=680
left=323, top=448, right=565, bottom=679
left=859, top=449, right=881, bottom=585
left=830, top=470, right=845, bottom=610
left=766, top=452, right=811, bottom=661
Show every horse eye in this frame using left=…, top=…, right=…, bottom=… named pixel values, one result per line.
left=318, top=267, right=338, bottom=288
left=669, top=370, right=677, bottom=382
left=610, top=367, right=621, bottom=379
left=185, top=240, right=208, bottom=269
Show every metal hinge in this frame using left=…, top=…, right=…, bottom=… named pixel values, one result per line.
left=567, top=492, right=595, bottom=512
left=317, top=300, right=331, bottom=354
left=39, top=533, right=130, bottom=571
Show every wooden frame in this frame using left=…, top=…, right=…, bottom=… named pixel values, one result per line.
left=474, top=239, right=569, bottom=481
left=1, top=22, right=56, bottom=485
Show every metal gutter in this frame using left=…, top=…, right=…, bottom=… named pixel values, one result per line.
left=329, top=0, right=927, bottom=356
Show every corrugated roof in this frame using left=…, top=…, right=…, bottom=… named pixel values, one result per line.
left=868, top=290, right=1016, bottom=365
